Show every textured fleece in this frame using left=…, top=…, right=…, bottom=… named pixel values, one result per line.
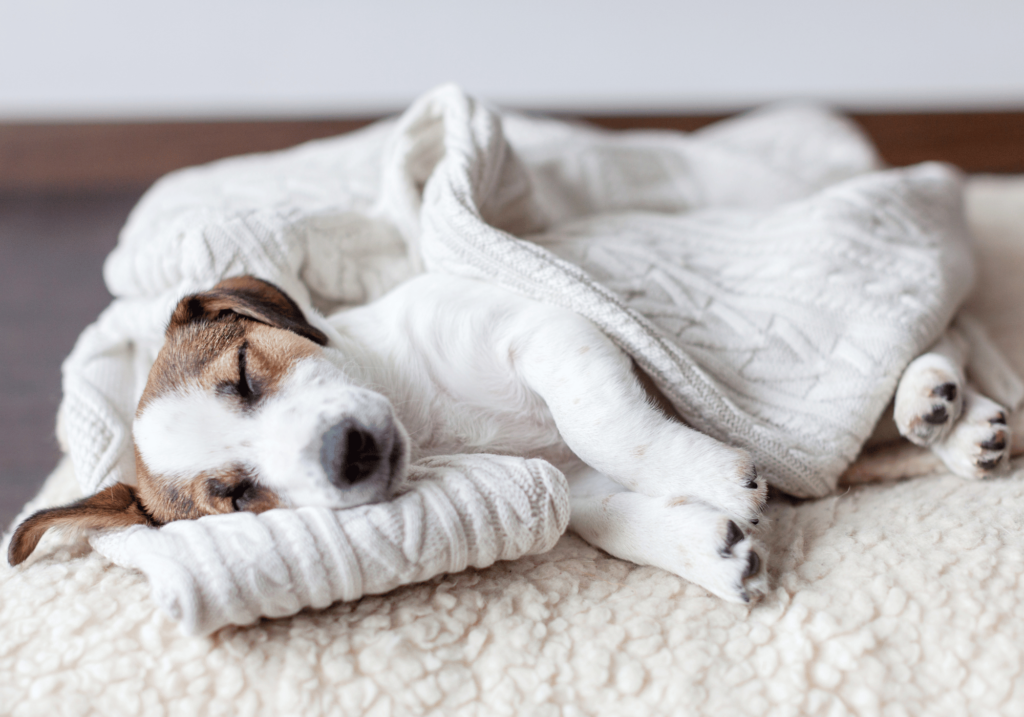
left=2, top=176, right=1023, bottom=716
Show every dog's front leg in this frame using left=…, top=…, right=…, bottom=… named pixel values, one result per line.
left=513, top=309, right=766, bottom=525
left=567, top=466, right=768, bottom=603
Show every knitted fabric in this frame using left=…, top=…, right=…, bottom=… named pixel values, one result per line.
left=56, top=86, right=977, bottom=631
left=74, top=85, right=972, bottom=499
left=89, top=455, right=569, bottom=636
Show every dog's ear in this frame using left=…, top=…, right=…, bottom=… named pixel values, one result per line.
left=168, top=276, right=327, bottom=346
left=8, top=483, right=157, bottom=566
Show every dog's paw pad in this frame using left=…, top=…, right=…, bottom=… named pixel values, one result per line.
left=742, top=550, right=760, bottom=580
left=644, top=502, right=770, bottom=604
left=711, top=519, right=767, bottom=604
left=932, top=382, right=958, bottom=401
left=932, top=389, right=1012, bottom=480
left=719, top=520, right=744, bottom=556
left=894, top=357, right=964, bottom=446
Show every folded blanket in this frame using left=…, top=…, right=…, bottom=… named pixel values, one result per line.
left=57, top=85, right=977, bottom=632
left=89, top=455, right=569, bottom=636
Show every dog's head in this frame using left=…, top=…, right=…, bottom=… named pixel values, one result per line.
left=9, top=276, right=408, bottom=566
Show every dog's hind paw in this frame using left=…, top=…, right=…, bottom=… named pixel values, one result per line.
left=894, top=353, right=965, bottom=446
left=931, top=388, right=1012, bottom=480
left=654, top=501, right=769, bottom=604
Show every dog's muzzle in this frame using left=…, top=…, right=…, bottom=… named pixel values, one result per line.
left=318, top=417, right=405, bottom=495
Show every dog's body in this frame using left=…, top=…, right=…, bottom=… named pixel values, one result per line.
left=10, top=275, right=1014, bottom=605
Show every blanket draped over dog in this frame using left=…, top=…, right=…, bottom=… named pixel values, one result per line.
left=60, top=85, right=976, bottom=633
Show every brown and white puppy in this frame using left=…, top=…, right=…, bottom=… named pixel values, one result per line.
left=9, top=274, right=1015, bottom=604
left=9, top=277, right=409, bottom=565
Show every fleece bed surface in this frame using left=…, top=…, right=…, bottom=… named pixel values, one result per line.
left=2, top=176, right=1024, bottom=717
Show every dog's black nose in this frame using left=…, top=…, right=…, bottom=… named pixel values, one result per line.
left=320, top=420, right=389, bottom=487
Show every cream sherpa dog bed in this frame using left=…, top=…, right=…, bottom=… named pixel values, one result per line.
left=40, top=85, right=992, bottom=638
left=3, top=120, right=1024, bottom=714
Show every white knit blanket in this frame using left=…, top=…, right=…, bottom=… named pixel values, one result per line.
left=5, top=156, right=1024, bottom=717
left=52, top=86, right=978, bottom=635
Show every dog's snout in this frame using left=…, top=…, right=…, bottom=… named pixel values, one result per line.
left=319, top=419, right=395, bottom=489
left=342, top=425, right=380, bottom=485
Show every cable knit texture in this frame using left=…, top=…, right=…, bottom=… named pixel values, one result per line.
left=88, top=455, right=570, bottom=636
left=68, top=85, right=972, bottom=502
left=35, top=85, right=986, bottom=637
left=2, top=123, right=1024, bottom=714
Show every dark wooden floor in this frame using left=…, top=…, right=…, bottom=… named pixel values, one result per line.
left=0, top=191, right=141, bottom=529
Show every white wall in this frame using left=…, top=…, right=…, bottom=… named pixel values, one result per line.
left=1, top=0, right=1022, bottom=120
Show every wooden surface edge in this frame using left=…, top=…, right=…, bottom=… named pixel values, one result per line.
left=1, top=112, right=1022, bottom=193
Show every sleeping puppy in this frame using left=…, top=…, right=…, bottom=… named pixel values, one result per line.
left=8, top=276, right=1014, bottom=604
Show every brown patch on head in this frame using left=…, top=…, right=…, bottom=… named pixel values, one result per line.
left=139, top=277, right=325, bottom=414
left=168, top=276, right=327, bottom=347
left=8, top=483, right=156, bottom=566
left=666, top=496, right=689, bottom=508
left=13, top=278, right=320, bottom=563
left=133, top=276, right=320, bottom=522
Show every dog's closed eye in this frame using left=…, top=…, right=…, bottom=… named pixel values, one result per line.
left=236, top=342, right=254, bottom=400
left=207, top=473, right=275, bottom=513
left=217, top=341, right=262, bottom=406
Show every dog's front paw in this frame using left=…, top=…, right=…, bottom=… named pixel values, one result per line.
left=684, top=449, right=767, bottom=527
left=894, top=353, right=965, bottom=446
left=569, top=486, right=769, bottom=604
left=931, top=388, right=1012, bottom=480
left=649, top=502, right=769, bottom=603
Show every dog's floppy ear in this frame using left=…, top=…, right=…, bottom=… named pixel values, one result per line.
left=7, top=483, right=157, bottom=566
left=168, top=276, right=328, bottom=346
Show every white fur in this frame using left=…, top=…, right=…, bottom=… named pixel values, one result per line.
left=135, top=358, right=408, bottom=509
left=323, top=275, right=770, bottom=601
left=140, top=272, right=1005, bottom=604
left=894, top=329, right=968, bottom=445
left=567, top=466, right=768, bottom=604
left=932, top=387, right=1012, bottom=480
left=137, top=273, right=769, bottom=603
left=894, top=327, right=1013, bottom=480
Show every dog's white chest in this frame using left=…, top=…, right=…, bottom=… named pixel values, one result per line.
left=325, top=276, right=573, bottom=465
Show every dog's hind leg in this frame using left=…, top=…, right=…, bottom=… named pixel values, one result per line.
left=514, top=308, right=766, bottom=524
left=567, top=466, right=768, bottom=604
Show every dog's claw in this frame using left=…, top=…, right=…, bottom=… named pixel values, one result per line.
left=981, top=434, right=1006, bottom=451
left=923, top=405, right=949, bottom=424
left=932, top=382, right=958, bottom=401
left=743, top=551, right=760, bottom=579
